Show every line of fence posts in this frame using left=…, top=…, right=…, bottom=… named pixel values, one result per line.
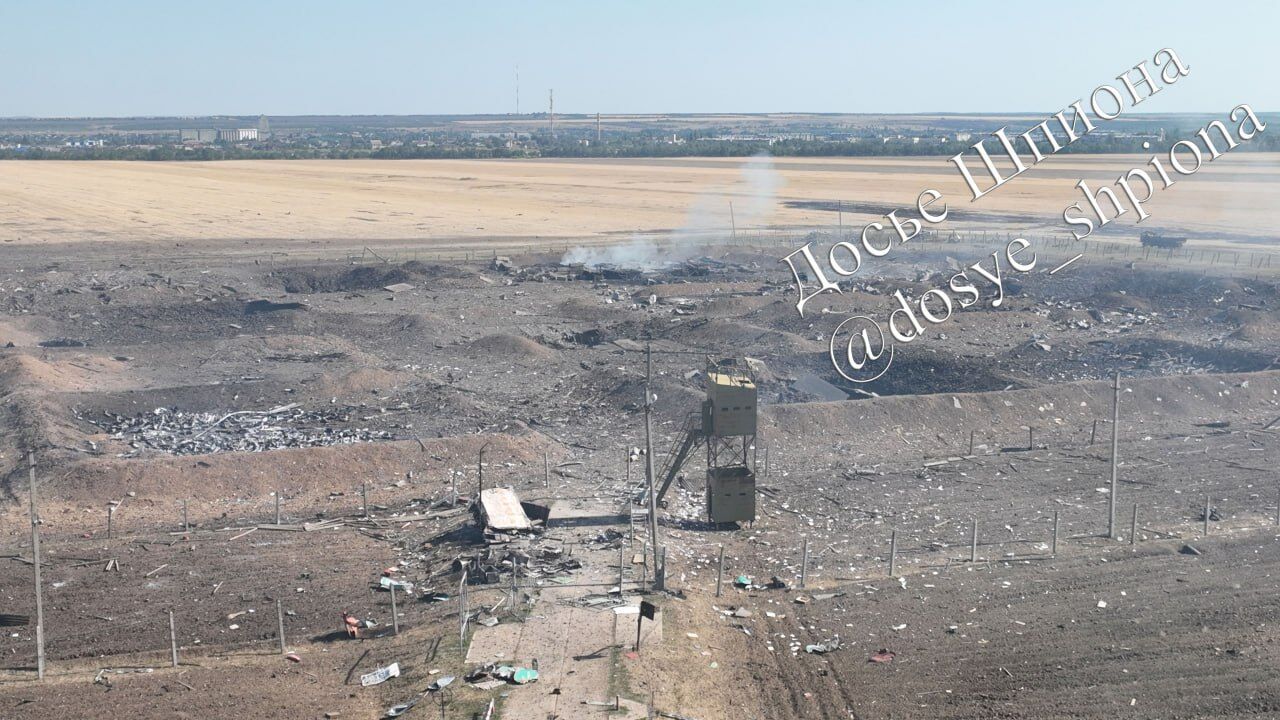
left=32, top=419, right=1280, bottom=677
left=27, top=462, right=1280, bottom=677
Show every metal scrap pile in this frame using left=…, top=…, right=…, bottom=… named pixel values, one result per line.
left=82, top=402, right=395, bottom=456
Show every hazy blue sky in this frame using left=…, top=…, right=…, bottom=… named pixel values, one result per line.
left=3, top=1, right=1275, bottom=117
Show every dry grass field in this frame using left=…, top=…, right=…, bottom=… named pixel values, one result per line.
left=2, top=154, right=1277, bottom=248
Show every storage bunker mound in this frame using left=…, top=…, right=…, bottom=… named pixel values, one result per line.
left=275, top=261, right=471, bottom=294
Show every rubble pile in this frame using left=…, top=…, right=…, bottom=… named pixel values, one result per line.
left=81, top=403, right=395, bottom=456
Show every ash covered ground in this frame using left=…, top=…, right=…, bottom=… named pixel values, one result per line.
left=1, top=235, right=1279, bottom=719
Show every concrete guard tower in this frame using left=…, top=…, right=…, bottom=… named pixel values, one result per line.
left=702, top=359, right=757, bottom=524
left=644, top=357, right=759, bottom=525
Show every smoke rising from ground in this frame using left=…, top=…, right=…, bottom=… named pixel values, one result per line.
left=562, top=152, right=782, bottom=269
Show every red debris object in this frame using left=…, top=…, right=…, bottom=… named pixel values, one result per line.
left=285, top=653, right=301, bottom=663
left=869, top=649, right=896, bottom=664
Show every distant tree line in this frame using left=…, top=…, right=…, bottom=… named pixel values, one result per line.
left=2, top=126, right=1276, bottom=161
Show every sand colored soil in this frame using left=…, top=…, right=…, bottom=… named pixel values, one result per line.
left=2, top=154, right=1277, bottom=246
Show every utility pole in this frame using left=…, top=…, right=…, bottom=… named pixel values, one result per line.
left=644, top=343, right=661, bottom=588
left=478, top=442, right=490, bottom=501
left=515, top=65, right=519, bottom=115
left=29, top=452, right=45, bottom=680
left=549, top=89, right=555, bottom=138
left=1108, top=372, right=1121, bottom=539
left=729, top=202, right=737, bottom=241
left=596, top=112, right=602, bottom=144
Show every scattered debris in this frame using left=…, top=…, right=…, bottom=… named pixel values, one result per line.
left=361, top=662, right=402, bottom=687
left=805, top=638, right=840, bottom=654
left=81, top=404, right=395, bottom=456
left=869, top=649, right=896, bottom=664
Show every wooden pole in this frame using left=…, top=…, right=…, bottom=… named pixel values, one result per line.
left=1276, top=485, right=1279, bottom=527
left=274, top=491, right=281, bottom=525
left=715, top=544, right=724, bottom=598
left=1028, top=427, right=1034, bottom=451
left=1204, top=494, right=1211, bottom=538
left=107, top=505, right=114, bottom=539
left=1090, top=419, right=1098, bottom=446
left=1108, top=372, right=1121, bottom=539
left=182, top=500, right=189, bottom=532
left=618, top=543, right=626, bottom=595
left=169, top=610, right=179, bottom=667
left=28, top=452, right=45, bottom=680
left=390, top=584, right=399, bottom=635
left=888, top=530, right=898, bottom=578
left=1130, top=504, right=1138, bottom=546
left=1052, top=511, right=1059, bottom=557
left=800, top=537, right=809, bottom=589
left=362, top=482, right=369, bottom=518
left=544, top=452, right=550, bottom=489
left=970, top=519, right=978, bottom=563
left=276, top=598, right=286, bottom=654
left=641, top=541, right=648, bottom=588
left=968, top=430, right=975, bottom=455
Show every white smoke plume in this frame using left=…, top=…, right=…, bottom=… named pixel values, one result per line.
left=562, top=152, right=782, bottom=269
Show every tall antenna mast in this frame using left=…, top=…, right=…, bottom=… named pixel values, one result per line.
left=549, top=89, right=555, bottom=138
left=515, top=65, right=520, bottom=115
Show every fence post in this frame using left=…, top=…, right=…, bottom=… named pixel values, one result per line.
left=169, top=610, right=179, bottom=668
left=970, top=519, right=978, bottom=563
left=182, top=500, right=189, bottom=532
left=968, top=430, right=975, bottom=455
left=362, top=482, right=369, bottom=518
left=1204, top=494, right=1211, bottom=538
left=888, top=530, right=898, bottom=578
left=276, top=598, right=286, bottom=654
left=800, top=537, right=809, bottom=589
left=390, top=583, right=399, bottom=636
left=715, top=544, right=724, bottom=598
left=1108, top=372, right=1121, bottom=539
left=1130, top=504, right=1138, bottom=546
left=619, top=544, right=626, bottom=595
left=107, top=505, right=114, bottom=539
left=274, top=491, right=281, bottom=525
left=1052, top=512, right=1059, bottom=557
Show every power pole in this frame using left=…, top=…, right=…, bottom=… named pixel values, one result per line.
left=729, top=202, right=737, bottom=241
left=28, top=452, right=45, bottom=680
left=596, top=112, right=602, bottom=144
left=1108, top=371, right=1121, bottom=539
left=549, top=89, right=555, bottom=138
left=515, top=65, right=520, bottom=115
left=478, top=443, right=489, bottom=500
left=644, top=344, right=661, bottom=589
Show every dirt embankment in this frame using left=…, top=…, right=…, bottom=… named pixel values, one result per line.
left=764, top=369, right=1279, bottom=462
